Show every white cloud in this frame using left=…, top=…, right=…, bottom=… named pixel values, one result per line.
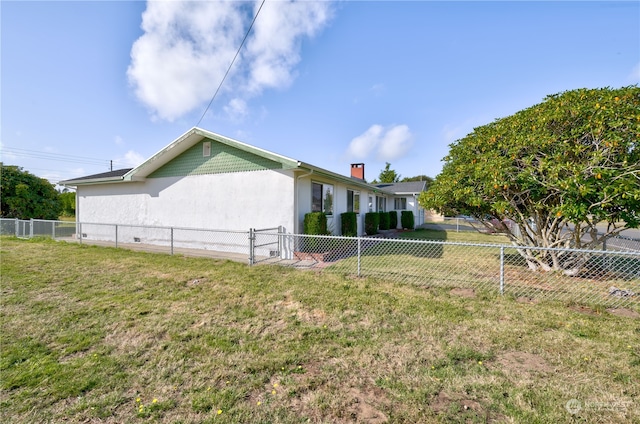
left=119, top=150, right=146, bottom=168
left=245, top=0, right=332, bottom=94
left=376, top=124, right=413, bottom=161
left=223, top=98, right=249, bottom=121
left=346, top=124, right=414, bottom=162
left=128, top=0, right=334, bottom=122
left=346, top=124, right=383, bottom=159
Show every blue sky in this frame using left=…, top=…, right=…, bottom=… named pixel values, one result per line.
left=2, top=1, right=639, bottom=186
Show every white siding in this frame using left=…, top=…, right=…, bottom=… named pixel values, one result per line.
left=77, top=169, right=296, bottom=232
left=295, top=174, right=376, bottom=235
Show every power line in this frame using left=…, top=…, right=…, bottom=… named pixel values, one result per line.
left=1, top=146, right=109, bottom=167
left=195, top=0, right=266, bottom=127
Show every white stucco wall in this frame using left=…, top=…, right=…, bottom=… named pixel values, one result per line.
left=295, top=175, right=379, bottom=236
left=77, top=169, right=296, bottom=232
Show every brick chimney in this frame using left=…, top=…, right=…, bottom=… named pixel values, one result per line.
left=351, top=163, right=365, bottom=180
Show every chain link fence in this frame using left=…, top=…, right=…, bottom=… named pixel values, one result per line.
left=2, top=218, right=638, bottom=309
left=1, top=218, right=250, bottom=260
left=261, top=232, right=639, bottom=308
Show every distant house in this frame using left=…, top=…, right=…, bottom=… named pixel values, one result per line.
left=374, top=181, right=430, bottom=227
left=62, top=127, right=429, bottom=238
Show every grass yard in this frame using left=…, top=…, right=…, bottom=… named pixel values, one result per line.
left=1, top=237, right=639, bottom=423
left=399, top=228, right=510, bottom=244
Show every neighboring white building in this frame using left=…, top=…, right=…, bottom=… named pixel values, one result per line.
left=63, top=128, right=431, bottom=237
left=374, top=181, right=430, bottom=227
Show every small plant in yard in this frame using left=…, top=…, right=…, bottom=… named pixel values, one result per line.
left=378, top=211, right=391, bottom=230
left=1, top=237, right=639, bottom=423
left=340, top=212, right=357, bottom=237
left=135, top=397, right=173, bottom=418
left=389, top=210, right=398, bottom=230
left=364, top=212, right=379, bottom=235
left=401, top=210, right=414, bottom=229
left=303, top=211, right=328, bottom=252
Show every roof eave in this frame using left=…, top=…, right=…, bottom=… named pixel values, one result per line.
left=296, top=162, right=395, bottom=195
left=126, top=127, right=300, bottom=180
left=61, top=176, right=130, bottom=186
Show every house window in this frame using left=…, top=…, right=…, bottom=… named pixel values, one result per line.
left=347, top=190, right=360, bottom=213
left=394, top=198, right=407, bottom=210
left=376, top=196, right=386, bottom=212
left=368, top=196, right=374, bottom=212
left=203, top=141, right=211, bottom=157
left=312, top=182, right=334, bottom=215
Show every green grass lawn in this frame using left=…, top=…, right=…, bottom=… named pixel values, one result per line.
left=399, top=227, right=511, bottom=244
left=1, top=238, right=639, bottom=423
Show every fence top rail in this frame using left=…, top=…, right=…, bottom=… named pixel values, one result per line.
left=272, top=231, right=640, bottom=256
left=77, top=221, right=249, bottom=234
left=253, top=226, right=281, bottom=232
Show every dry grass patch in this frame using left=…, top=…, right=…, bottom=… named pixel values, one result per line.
left=2, top=238, right=639, bottom=423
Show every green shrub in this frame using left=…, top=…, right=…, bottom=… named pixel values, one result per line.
left=303, top=212, right=328, bottom=253
left=340, top=212, right=357, bottom=237
left=389, top=211, right=398, bottom=230
left=401, top=211, right=415, bottom=230
left=378, top=212, right=390, bottom=230
left=364, top=212, right=379, bottom=236
left=304, top=212, right=328, bottom=235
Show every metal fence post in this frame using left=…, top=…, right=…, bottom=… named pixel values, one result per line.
left=248, top=228, right=255, bottom=266
left=499, top=246, right=505, bottom=295
left=30, top=219, right=34, bottom=238
left=170, top=227, right=174, bottom=255
left=357, top=236, right=361, bottom=277
left=115, top=225, right=118, bottom=249
left=52, top=221, right=56, bottom=239
left=278, top=225, right=283, bottom=257
left=15, top=218, right=18, bottom=238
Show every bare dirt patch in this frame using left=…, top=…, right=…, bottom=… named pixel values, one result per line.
left=281, top=359, right=389, bottom=423
left=343, top=387, right=389, bottom=423
left=450, top=287, right=476, bottom=298
left=568, top=305, right=601, bottom=316
left=516, top=296, right=539, bottom=304
left=606, top=307, right=640, bottom=319
left=429, top=391, right=485, bottom=417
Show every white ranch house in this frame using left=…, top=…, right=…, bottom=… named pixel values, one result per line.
left=62, top=128, right=428, bottom=242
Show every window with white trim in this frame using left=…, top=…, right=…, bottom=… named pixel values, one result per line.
left=394, top=197, right=407, bottom=210
left=347, top=190, right=360, bottom=213
left=376, top=196, right=386, bottom=212
left=312, top=182, right=334, bottom=215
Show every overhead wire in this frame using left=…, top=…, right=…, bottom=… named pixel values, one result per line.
left=194, top=0, right=266, bottom=127
left=3, top=1, right=267, bottom=179
left=1, top=146, right=109, bottom=167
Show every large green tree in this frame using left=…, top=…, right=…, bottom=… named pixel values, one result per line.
left=1, top=164, right=62, bottom=220
left=420, top=86, right=640, bottom=274
left=374, top=162, right=401, bottom=183
left=401, top=175, right=434, bottom=188
left=59, top=191, right=76, bottom=217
